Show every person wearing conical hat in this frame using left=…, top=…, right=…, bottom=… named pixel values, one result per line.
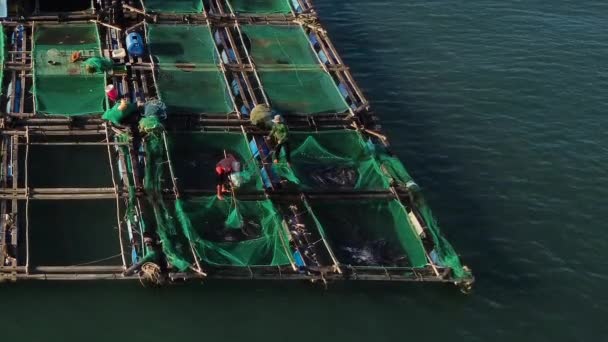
left=267, top=115, right=291, bottom=164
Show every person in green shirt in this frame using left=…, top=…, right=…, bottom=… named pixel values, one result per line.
left=268, top=115, right=291, bottom=164
left=102, top=98, right=138, bottom=126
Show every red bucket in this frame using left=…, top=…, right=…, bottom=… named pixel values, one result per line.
left=105, top=84, right=119, bottom=102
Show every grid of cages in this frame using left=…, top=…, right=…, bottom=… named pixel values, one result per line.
left=0, top=17, right=134, bottom=280
left=122, top=23, right=367, bottom=125
left=211, top=21, right=369, bottom=121
left=131, top=128, right=451, bottom=282
left=0, top=1, right=472, bottom=288
left=0, top=130, right=131, bottom=280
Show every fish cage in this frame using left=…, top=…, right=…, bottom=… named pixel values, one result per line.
left=0, top=0, right=473, bottom=291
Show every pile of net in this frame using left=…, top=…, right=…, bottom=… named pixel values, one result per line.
left=139, top=116, right=163, bottom=134
left=82, top=56, right=113, bottom=74
left=143, top=99, right=167, bottom=120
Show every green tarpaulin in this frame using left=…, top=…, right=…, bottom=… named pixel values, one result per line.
left=259, top=69, right=349, bottom=115
left=229, top=0, right=292, bottom=14
left=143, top=0, right=203, bottom=13
left=33, top=24, right=106, bottom=116
left=147, top=24, right=233, bottom=114
left=241, top=25, right=318, bottom=66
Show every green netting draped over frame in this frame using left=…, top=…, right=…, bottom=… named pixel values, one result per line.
left=33, top=24, right=106, bottom=116
left=147, top=24, right=233, bottom=114
left=167, top=132, right=263, bottom=191
left=175, top=196, right=292, bottom=266
left=139, top=116, right=163, bottom=133
left=275, top=130, right=390, bottom=190
left=142, top=130, right=192, bottom=271
left=143, top=0, right=203, bottom=13
left=228, top=0, right=292, bottom=14
left=241, top=25, right=318, bottom=65
left=259, top=69, right=349, bottom=115
left=307, top=199, right=428, bottom=268
left=418, top=204, right=469, bottom=279
left=376, top=153, right=414, bottom=186
left=117, top=134, right=137, bottom=217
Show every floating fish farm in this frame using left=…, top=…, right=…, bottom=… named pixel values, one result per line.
left=0, top=0, right=473, bottom=290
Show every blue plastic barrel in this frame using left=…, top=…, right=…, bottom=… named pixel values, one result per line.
left=291, top=0, right=302, bottom=13
left=126, top=32, right=144, bottom=57
left=240, top=105, right=250, bottom=116
left=293, top=251, right=306, bottom=269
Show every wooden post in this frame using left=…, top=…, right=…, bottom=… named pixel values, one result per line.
left=24, top=129, right=30, bottom=273
left=162, top=131, right=180, bottom=199
left=105, top=125, right=128, bottom=270
left=301, top=196, right=342, bottom=274
left=279, top=220, right=298, bottom=271
left=205, top=17, right=242, bottom=120
left=89, top=19, right=122, bottom=31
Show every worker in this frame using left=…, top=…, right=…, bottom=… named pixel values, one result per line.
left=83, top=56, right=114, bottom=74
left=268, top=115, right=291, bottom=164
left=216, top=153, right=238, bottom=200
left=102, top=98, right=138, bottom=126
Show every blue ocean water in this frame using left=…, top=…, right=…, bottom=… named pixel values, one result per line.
left=314, top=1, right=608, bottom=339
left=2, top=1, right=607, bottom=341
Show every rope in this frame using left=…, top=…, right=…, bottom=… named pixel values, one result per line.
left=67, top=253, right=124, bottom=267
left=105, top=124, right=128, bottom=269
left=139, top=262, right=162, bottom=287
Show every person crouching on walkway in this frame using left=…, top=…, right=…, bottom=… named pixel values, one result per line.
left=268, top=115, right=291, bottom=164
left=216, top=153, right=238, bottom=200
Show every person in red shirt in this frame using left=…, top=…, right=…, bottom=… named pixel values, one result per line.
left=216, top=154, right=238, bottom=200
